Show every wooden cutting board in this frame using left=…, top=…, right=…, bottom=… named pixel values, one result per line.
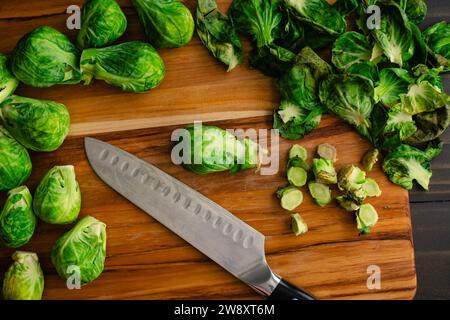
left=0, top=0, right=416, bottom=299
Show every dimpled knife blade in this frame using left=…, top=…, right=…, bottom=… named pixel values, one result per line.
left=84, top=137, right=281, bottom=296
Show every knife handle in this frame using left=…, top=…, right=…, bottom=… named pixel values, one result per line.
left=269, top=279, right=315, bottom=300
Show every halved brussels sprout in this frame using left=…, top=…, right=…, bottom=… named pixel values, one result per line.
left=33, top=165, right=81, bottom=224
left=276, top=186, right=303, bottom=211
left=290, top=213, right=308, bottom=236
left=77, top=0, right=127, bottom=49
left=80, top=41, right=165, bottom=93
left=51, top=216, right=106, bottom=285
left=0, top=53, right=19, bottom=104
left=0, top=126, right=32, bottom=191
left=132, top=0, right=194, bottom=48
left=2, top=251, right=44, bottom=300
left=0, top=186, right=36, bottom=248
left=10, top=26, right=81, bottom=87
left=0, top=95, right=70, bottom=152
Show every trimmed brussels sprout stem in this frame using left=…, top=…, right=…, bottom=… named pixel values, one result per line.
left=336, top=195, right=360, bottom=212
left=291, top=213, right=308, bottom=236
left=308, top=182, right=332, bottom=207
left=362, top=178, right=382, bottom=197
left=0, top=78, right=19, bottom=103
left=356, top=204, right=379, bottom=234
left=276, top=186, right=303, bottom=211
left=312, top=158, right=337, bottom=184
left=362, top=148, right=380, bottom=171
left=287, top=167, right=307, bottom=187
left=317, top=143, right=337, bottom=162
left=289, top=144, right=307, bottom=160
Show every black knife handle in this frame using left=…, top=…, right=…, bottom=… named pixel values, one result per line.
left=269, top=279, right=316, bottom=300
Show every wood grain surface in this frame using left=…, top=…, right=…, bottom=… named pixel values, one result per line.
left=0, top=0, right=417, bottom=300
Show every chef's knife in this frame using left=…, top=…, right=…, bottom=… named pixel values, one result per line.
left=84, top=137, right=315, bottom=300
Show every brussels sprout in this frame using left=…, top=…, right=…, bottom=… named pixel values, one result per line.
left=362, top=148, right=379, bottom=172
left=331, top=31, right=373, bottom=70
left=282, top=0, right=346, bottom=37
left=276, top=186, right=303, bottom=211
left=0, top=95, right=70, bottom=152
left=0, top=186, right=36, bottom=248
left=336, top=195, right=359, bottom=212
left=80, top=41, right=165, bottom=93
left=319, top=74, right=374, bottom=140
left=10, top=26, right=81, bottom=87
left=312, top=158, right=337, bottom=185
left=132, top=0, right=194, bottom=48
left=289, top=144, right=307, bottom=161
left=422, top=21, right=449, bottom=71
left=382, top=140, right=442, bottom=190
left=308, top=182, right=331, bottom=207
left=407, top=104, right=450, bottom=144
left=196, top=0, right=243, bottom=72
left=287, top=167, right=307, bottom=187
left=381, top=103, right=417, bottom=149
left=400, top=81, right=448, bottom=116
left=337, top=165, right=366, bottom=192
left=316, top=143, right=336, bottom=162
left=396, top=0, right=427, bottom=25
left=51, top=216, right=106, bottom=285
left=370, top=1, right=415, bottom=67
left=2, top=251, right=44, bottom=300
left=0, top=126, right=32, bottom=191
left=362, top=178, right=381, bottom=197
left=0, top=53, right=19, bottom=104
left=77, top=0, right=127, bottom=49
left=33, top=165, right=81, bottom=224
left=356, top=204, right=378, bottom=234
left=290, top=213, right=308, bottom=236
left=180, top=124, right=261, bottom=174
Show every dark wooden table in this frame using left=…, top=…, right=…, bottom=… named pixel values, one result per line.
left=412, top=0, right=450, bottom=299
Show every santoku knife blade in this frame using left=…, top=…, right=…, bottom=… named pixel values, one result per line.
left=84, top=137, right=314, bottom=300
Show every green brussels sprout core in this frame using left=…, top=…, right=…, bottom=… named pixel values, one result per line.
left=0, top=95, right=70, bottom=152
left=356, top=204, right=379, bottom=234
left=0, top=126, right=32, bottom=191
left=132, top=0, right=194, bottom=48
left=2, top=251, right=44, bottom=300
left=308, top=182, right=331, bottom=207
left=276, top=186, right=303, bottom=211
left=10, top=26, right=81, bottom=87
left=77, top=0, right=127, bottom=49
left=0, top=186, right=36, bottom=248
left=289, top=144, right=307, bottom=161
left=80, top=41, right=165, bottom=93
left=33, top=165, right=81, bottom=224
left=290, top=213, right=308, bottom=236
left=0, top=53, right=19, bottom=104
left=51, top=216, right=107, bottom=285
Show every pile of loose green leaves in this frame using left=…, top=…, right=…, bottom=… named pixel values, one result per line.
left=213, top=0, right=449, bottom=191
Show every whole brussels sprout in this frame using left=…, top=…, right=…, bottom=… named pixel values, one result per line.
left=51, top=216, right=107, bottom=285
left=10, top=26, right=81, bottom=87
left=0, top=53, right=19, bottom=104
left=0, top=126, right=32, bottom=191
left=2, top=251, right=44, bottom=300
left=77, top=0, right=127, bottom=49
left=132, top=0, right=195, bottom=48
left=0, top=186, right=36, bottom=248
left=0, top=95, right=70, bottom=152
left=80, top=41, right=165, bottom=92
left=33, top=165, right=81, bottom=224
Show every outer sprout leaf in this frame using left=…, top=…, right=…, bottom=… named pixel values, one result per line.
left=0, top=54, right=19, bottom=104
left=332, top=31, right=372, bottom=70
